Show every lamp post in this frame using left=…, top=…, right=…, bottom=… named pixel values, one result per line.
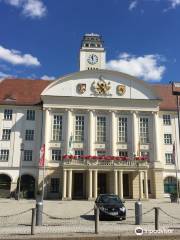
left=17, top=142, right=24, bottom=201
left=171, top=82, right=180, bottom=203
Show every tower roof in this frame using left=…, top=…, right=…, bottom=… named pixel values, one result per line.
left=81, top=33, right=104, bottom=49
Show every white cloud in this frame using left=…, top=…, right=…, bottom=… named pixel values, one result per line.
left=22, top=0, right=46, bottom=18
left=169, top=0, right=180, bottom=8
left=4, top=0, right=47, bottom=18
left=0, top=45, right=40, bottom=66
left=106, top=52, right=166, bottom=81
left=0, top=71, right=11, bottom=78
left=5, top=0, right=23, bottom=6
left=41, top=75, right=55, bottom=80
left=129, top=1, right=137, bottom=11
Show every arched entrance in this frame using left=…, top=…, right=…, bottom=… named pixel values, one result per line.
left=17, top=174, right=35, bottom=199
left=0, top=174, right=11, bottom=198
left=164, top=176, right=177, bottom=194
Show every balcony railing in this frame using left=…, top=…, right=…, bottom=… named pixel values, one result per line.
left=60, top=155, right=149, bottom=168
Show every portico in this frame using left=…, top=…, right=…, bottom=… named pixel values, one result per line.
left=61, top=158, right=149, bottom=200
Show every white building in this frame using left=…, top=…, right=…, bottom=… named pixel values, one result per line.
left=0, top=34, right=179, bottom=200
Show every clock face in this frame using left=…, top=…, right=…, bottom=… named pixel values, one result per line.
left=87, top=54, right=98, bottom=65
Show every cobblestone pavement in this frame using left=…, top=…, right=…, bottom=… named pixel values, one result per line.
left=0, top=198, right=180, bottom=236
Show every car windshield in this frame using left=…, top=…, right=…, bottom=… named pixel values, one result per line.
left=100, top=195, right=122, bottom=204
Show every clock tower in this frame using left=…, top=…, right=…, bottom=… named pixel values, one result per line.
left=80, top=33, right=106, bottom=71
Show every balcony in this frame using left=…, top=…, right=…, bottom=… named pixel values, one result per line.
left=60, top=155, right=149, bottom=169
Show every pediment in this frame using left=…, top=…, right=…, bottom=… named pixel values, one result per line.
left=41, top=70, right=160, bottom=100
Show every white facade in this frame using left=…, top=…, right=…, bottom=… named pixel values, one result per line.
left=0, top=34, right=179, bottom=200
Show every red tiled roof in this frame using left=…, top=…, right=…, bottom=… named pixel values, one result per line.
left=0, top=78, right=179, bottom=110
left=152, top=84, right=179, bottom=111
left=0, top=78, right=51, bottom=106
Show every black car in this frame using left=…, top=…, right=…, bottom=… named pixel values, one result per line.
left=94, top=194, right=126, bottom=220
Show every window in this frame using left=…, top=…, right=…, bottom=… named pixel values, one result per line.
left=97, top=116, right=106, bottom=143
left=74, top=150, right=84, bottom=157
left=139, top=117, right=149, bottom=144
left=118, top=117, right=127, bottom=143
left=0, top=150, right=9, bottom=161
left=24, top=150, right=33, bottom=161
left=118, top=151, right=128, bottom=157
left=50, top=178, right=59, bottom=193
left=74, top=116, right=84, bottom=142
left=51, top=149, right=61, bottom=161
left=2, top=129, right=11, bottom=140
left=25, top=130, right=34, bottom=141
left=165, top=153, right=174, bottom=164
left=163, top=115, right=171, bottom=125
left=26, top=110, right=35, bottom=120
left=97, top=150, right=106, bottom=156
left=4, top=109, right=12, bottom=120
left=53, top=115, right=63, bottom=141
left=164, top=134, right=172, bottom=144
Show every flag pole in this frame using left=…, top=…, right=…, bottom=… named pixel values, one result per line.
left=174, top=119, right=180, bottom=204
left=39, top=109, right=45, bottom=203
left=41, top=157, right=45, bottom=202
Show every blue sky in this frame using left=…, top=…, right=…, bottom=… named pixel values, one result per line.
left=0, top=0, right=180, bottom=83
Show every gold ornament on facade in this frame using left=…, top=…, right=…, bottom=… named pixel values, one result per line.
left=117, top=84, right=126, bottom=96
left=92, top=79, right=111, bottom=95
left=77, top=83, right=86, bottom=94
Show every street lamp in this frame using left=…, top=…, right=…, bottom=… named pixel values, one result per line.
left=171, top=82, right=180, bottom=203
left=17, top=142, right=24, bottom=200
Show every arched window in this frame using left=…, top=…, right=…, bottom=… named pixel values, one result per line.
left=164, top=176, right=177, bottom=193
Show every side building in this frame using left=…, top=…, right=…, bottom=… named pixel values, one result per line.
left=0, top=34, right=179, bottom=200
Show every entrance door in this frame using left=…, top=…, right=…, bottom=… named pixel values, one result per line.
left=0, top=174, right=11, bottom=198
left=17, top=175, right=35, bottom=199
left=123, top=174, right=129, bottom=197
left=73, top=173, right=84, bottom=199
left=98, top=173, right=107, bottom=194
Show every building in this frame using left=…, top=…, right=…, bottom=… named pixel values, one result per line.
left=0, top=33, right=179, bottom=200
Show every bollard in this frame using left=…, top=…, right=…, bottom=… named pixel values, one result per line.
left=95, top=206, right=99, bottom=234
left=36, top=201, right=43, bottom=226
left=135, top=200, right=142, bottom=225
left=31, top=208, right=36, bottom=235
left=155, top=207, right=159, bottom=230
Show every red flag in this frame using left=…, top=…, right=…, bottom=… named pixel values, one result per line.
left=173, top=142, right=175, bottom=164
left=39, top=144, right=45, bottom=167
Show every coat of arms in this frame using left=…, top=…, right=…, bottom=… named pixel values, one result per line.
left=117, top=85, right=126, bottom=96
left=92, top=79, right=111, bottom=95
left=77, top=83, right=86, bottom=94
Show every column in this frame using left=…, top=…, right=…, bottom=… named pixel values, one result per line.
left=110, top=111, right=116, bottom=156
left=88, top=110, right=94, bottom=155
left=44, top=108, right=51, bottom=161
left=10, top=182, right=17, bottom=194
left=93, top=170, right=98, bottom=199
left=153, top=112, right=160, bottom=162
left=144, top=171, right=149, bottom=199
left=62, top=169, right=67, bottom=199
left=67, top=169, right=72, bottom=199
left=66, top=110, right=73, bottom=154
left=114, top=170, right=118, bottom=195
left=88, top=170, right=92, bottom=199
left=118, top=171, right=123, bottom=199
left=132, top=111, right=138, bottom=156
left=139, top=171, right=143, bottom=199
